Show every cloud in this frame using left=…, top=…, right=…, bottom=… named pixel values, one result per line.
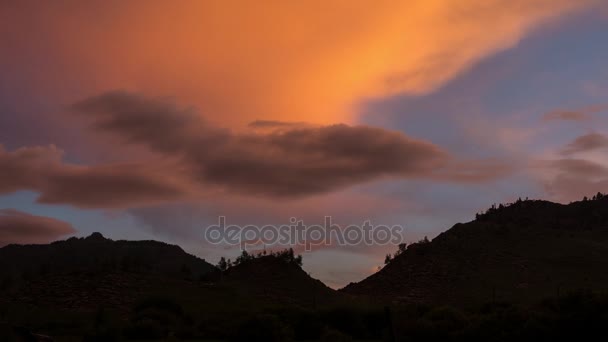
left=544, top=175, right=608, bottom=203
left=543, top=111, right=591, bottom=122
left=536, top=158, right=608, bottom=202
left=38, top=162, right=188, bottom=208
left=248, top=120, right=310, bottom=129
left=73, top=91, right=450, bottom=198
left=544, top=158, right=608, bottom=178
left=0, top=209, right=75, bottom=246
left=71, top=92, right=224, bottom=154
left=561, top=133, right=608, bottom=155
left=0, top=1, right=594, bottom=125
left=0, top=91, right=514, bottom=208
left=0, top=145, right=63, bottom=194
left=429, top=159, right=515, bottom=183
left=76, top=91, right=514, bottom=199
left=205, top=125, right=449, bottom=197
left=542, top=104, right=607, bottom=122
left=0, top=144, right=188, bottom=208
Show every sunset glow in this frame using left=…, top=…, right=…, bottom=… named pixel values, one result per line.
left=1, top=0, right=608, bottom=287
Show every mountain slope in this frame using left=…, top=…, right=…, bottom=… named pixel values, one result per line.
left=0, top=233, right=344, bottom=313
left=342, top=197, right=608, bottom=306
left=222, top=255, right=342, bottom=308
left=0, top=232, right=216, bottom=285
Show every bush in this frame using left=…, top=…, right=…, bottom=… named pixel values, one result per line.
left=230, top=314, right=293, bottom=342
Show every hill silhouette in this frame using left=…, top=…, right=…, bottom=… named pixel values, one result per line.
left=0, top=234, right=343, bottom=313
left=0, top=232, right=215, bottom=284
left=0, top=236, right=349, bottom=340
left=342, top=195, right=608, bottom=306
left=2, top=197, right=608, bottom=340
left=222, top=253, right=341, bottom=308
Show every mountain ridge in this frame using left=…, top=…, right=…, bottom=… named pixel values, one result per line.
left=2, top=195, right=608, bottom=309
left=341, top=196, right=608, bottom=306
left=0, top=232, right=216, bottom=286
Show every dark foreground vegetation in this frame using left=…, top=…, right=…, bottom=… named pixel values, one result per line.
left=2, top=290, right=608, bottom=341
left=1, top=194, right=608, bottom=340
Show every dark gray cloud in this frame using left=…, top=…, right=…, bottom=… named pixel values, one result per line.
left=543, top=110, right=591, bottom=122
left=38, top=162, right=187, bottom=208
left=247, top=120, right=309, bottom=128
left=549, top=158, right=608, bottom=178
left=0, top=209, right=75, bottom=246
left=544, top=176, right=608, bottom=202
left=0, top=145, right=188, bottom=208
left=543, top=104, right=607, bottom=122
left=561, top=133, right=608, bottom=155
left=541, top=158, right=608, bottom=202
left=547, top=136, right=608, bottom=201
left=72, top=91, right=229, bottom=154
left=429, top=159, right=514, bottom=183
left=73, top=91, right=450, bottom=198
left=0, top=91, right=513, bottom=209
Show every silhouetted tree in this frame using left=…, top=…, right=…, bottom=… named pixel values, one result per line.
left=219, top=248, right=304, bottom=269
left=398, top=243, right=407, bottom=253
left=218, top=257, right=228, bottom=272
left=235, top=250, right=254, bottom=265
left=294, top=254, right=303, bottom=267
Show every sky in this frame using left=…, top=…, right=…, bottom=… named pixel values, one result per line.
left=1, top=0, right=608, bottom=288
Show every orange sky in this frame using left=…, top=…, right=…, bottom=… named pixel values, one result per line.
left=2, top=0, right=595, bottom=126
